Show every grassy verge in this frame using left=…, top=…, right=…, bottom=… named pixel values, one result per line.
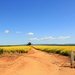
left=33, top=46, right=75, bottom=57
left=0, top=46, right=30, bottom=54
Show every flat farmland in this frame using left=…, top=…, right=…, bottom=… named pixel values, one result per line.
left=0, top=46, right=30, bottom=54
left=0, top=46, right=75, bottom=75
left=34, top=46, right=75, bottom=57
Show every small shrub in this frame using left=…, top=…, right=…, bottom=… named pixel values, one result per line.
left=27, top=42, right=32, bottom=45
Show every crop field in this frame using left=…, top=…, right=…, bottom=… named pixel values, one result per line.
left=0, top=46, right=30, bottom=54
left=34, top=46, right=75, bottom=57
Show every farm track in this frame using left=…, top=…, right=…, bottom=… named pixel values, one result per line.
left=0, top=47, right=75, bottom=75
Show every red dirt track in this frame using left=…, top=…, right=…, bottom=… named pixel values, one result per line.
left=0, top=47, right=75, bottom=75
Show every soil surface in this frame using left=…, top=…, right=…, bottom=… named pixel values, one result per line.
left=0, top=47, right=75, bottom=75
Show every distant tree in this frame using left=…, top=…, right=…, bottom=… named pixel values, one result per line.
left=27, top=42, right=32, bottom=45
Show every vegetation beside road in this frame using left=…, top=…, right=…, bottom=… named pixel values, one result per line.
left=34, top=46, right=75, bottom=57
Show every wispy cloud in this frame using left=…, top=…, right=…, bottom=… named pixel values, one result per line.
left=40, top=36, right=55, bottom=41
left=26, top=32, right=34, bottom=36
left=58, top=36, right=71, bottom=40
left=16, top=31, right=21, bottom=34
left=30, top=36, right=71, bottom=41
left=30, top=38, right=39, bottom=41
left=4, top=30, right=10, bottom=34
left=30, top=36, right=55, bottom=41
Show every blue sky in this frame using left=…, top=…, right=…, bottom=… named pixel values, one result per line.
left=0, top=0, right=75, bottom=45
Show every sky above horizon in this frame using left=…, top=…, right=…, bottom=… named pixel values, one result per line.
left=0, top=0, right=75, bottom=45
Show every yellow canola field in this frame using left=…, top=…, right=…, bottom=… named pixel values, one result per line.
left=0, top=46, right=30, bottom=54
left=34, top=46, right=75, bottom=56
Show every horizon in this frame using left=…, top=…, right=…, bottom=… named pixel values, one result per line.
left=0, top=0, right=75, bottom=45
left=0, top=43, right=75, bottom=46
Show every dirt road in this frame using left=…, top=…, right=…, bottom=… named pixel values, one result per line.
left=0, top=47, right=75, bottom=75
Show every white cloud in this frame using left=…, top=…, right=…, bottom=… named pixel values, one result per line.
left=58, top=36, right=71, bottom=40
left=26, top=32, right=34, bottom=36
left=40, top=36, right=55, bottom=41
left=4, top=30, right=10, bottom=34
left=29, top=36, right=55, bottom=41
left=30, top=38, right=40, bottom=41
left=30, top=36, right=71, bottom=41
left=16, top=31, right=21, bottom=34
